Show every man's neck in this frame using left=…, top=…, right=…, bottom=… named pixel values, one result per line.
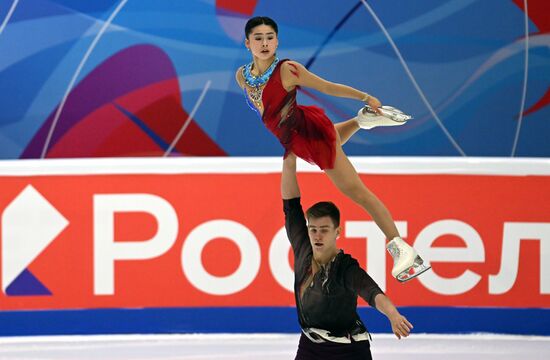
left=314, top=248, right=340, bottom=266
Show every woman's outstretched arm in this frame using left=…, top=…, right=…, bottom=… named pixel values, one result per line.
left=280, top=60, right=381, bottom=111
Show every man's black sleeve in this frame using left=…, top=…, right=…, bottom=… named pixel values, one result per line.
left=283, top=197, right=310, bottom=260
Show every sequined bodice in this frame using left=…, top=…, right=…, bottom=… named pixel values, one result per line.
left=241, top=59, right=337, bottom=170
left=244, top=60, right=296, bottom=119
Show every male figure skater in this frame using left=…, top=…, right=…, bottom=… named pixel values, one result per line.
left=281, top=153, right=413, bottom=359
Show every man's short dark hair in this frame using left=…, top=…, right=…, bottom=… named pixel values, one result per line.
left=306, top=201, right=340, bottom=227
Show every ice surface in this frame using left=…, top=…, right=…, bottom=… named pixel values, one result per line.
left=0, top=333, right=549, bottom=360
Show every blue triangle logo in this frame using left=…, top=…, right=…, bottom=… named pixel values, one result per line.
left=5, top=268, right=52, bottom=296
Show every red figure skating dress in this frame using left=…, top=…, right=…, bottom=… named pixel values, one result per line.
left=244, top=59, right=337, bottom=170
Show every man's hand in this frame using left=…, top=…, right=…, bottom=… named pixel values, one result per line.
left=281, top=153, right=300, bottom=199
left=373, top=293, right=413, bottom=340
left=285, top=152, right=297, bottom=162
left=388, top=312, right=413, bottom=339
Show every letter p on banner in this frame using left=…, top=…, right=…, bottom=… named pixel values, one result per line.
left=93, top=194, right=178, bottom=295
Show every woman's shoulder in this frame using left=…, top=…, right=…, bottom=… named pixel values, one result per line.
left=279, top=59, right=305, bottom=79
left=279, top=59, right=302, bottom=81
left=280, top=59, right=302, bottom=69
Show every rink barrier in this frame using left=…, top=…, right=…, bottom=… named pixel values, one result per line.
left=0, top=307, right=549, bottom=336
left=1, top=157, right=549, bottom=336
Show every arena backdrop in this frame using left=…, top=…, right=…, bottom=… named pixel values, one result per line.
left=0, top=0, right=549, bottom=159
left=0, top=157, right=549, bottom=336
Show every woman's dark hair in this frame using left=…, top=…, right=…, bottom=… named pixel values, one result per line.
left=245, top=16, right=278, bottom=38
left=306, top=201, right=340, bottom=228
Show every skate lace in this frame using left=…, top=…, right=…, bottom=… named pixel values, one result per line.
left=388, top=243, right=402, bottom=259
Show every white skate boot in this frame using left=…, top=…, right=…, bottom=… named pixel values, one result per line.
left=356, top=105, right=412, bottom=130
left=387, top=237, right=430, bottom=282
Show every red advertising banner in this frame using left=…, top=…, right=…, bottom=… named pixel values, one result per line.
left=1, top=158, right=549, bottom=310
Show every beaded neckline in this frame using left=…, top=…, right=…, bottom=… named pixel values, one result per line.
left=242, top=57, right=279, bottom=109
left=242, top=57, right=280, bottom=88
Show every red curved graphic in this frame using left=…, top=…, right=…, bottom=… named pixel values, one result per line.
left=521, top=86, right=550, bottom=117
left=512, top=0, right=550, bottom=35
left=512, top=0, right=550, bottom=117
left=215, top=0, right=258, bottom=42
left=23, top=45, right=226, bottom=158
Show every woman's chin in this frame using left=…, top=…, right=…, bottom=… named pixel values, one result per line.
left=255, top=52, right=274, bottom=60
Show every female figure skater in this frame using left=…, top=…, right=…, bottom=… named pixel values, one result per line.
left=282, top=152, right=412, bottom=359
left=235, top=16, right=429, bottom=281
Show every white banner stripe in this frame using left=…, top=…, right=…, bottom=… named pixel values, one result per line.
left=0, top=157, right=549, bottom=176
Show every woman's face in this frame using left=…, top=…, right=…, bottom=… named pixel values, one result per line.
left=245, top=24, right=278, bottom=61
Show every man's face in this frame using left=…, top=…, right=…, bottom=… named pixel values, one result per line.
left=307, top=216, right=340, bottom=256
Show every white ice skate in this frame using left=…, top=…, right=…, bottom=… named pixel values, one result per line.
left=356, top=105, right=412, bottom=130
left=387, top=237, right=431, bottom=282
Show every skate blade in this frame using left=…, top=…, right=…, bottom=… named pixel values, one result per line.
left=396, top=257, right=431, bottom=283
left=362, top=105, right=412, bottom=123
left=358, top=113, right=409, bottom=129
left=380, top=106, right=413, bottom=122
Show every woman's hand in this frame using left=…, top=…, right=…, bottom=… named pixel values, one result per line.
left=366, top=95, right=382, bottom=114
left=388, top=312, right=413, bottom=339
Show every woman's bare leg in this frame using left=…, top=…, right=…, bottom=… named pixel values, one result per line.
left=325, top=137, right=400, bottom=239
left=334, top=118, right=359, bottom=145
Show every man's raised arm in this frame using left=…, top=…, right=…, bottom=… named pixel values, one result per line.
left=281, top=153, right=300, bottom=200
